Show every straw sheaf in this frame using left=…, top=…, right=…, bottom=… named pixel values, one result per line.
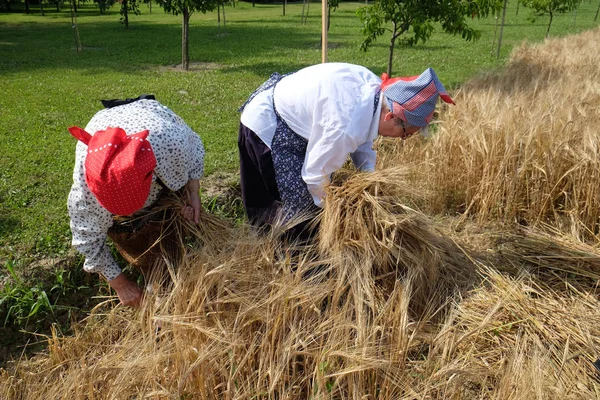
left=318, top=167, right=477, bottom=312
left=435, top=267, right=600, bottom=399
left=154, top=193, right=237, bottom=253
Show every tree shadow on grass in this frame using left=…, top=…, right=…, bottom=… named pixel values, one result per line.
left=0, top=217, right=20, bottom=240
left=0, top=19, right=336, bottom=75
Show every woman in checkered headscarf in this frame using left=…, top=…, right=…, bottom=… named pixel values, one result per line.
left=238, top=63, right=454, bottom=239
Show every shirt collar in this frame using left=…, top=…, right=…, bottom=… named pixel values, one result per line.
left=367, top=91, right=384, bottom=142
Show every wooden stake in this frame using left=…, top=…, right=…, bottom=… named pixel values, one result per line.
left=321, top=0, right=327, bottom=63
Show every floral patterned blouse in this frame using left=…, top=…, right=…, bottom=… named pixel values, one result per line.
left=67, top=100, right=204, bottom=281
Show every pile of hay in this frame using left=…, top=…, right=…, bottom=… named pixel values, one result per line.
left=2, top=29, right=600, bottom=399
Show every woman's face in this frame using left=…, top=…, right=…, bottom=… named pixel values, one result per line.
left=378, top=111, right=421, bottom=139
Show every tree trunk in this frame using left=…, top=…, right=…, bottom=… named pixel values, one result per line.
left=25, top=0, right=30, bottom=14
left=70, top=0, right=82, bottom=52
left=546, top=12, right=553, bottom=38
left=496, top=0, right=508, bottom=59
left=595, top=0, right=599, bottom=21
left=516, top=0, right=519, bottom=15
left=386, top=23, right=397, bottom=76
left=182, top=7, right=190, bottom=70
left=123, top=0, right=129, bottom=29
left=490, top=11, right=499, bottom=56
left=301, top=0, right=309, bottom=23
left=40, top=0, right=45, bottom=15
left=222, top=4, right=226, bottom=30
left=217, top=3, right=220, bottom=27
left=282, top=0, right=285, bottom=16
left=252, top=0, right=255, bottom=7
left=148, top=0, right=151, bottom=13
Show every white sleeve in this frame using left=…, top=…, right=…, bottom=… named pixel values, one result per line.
left=302, top=83, right=376, bottom=207
left=67, top=141, right=121, bottom=281
left=186, top=128, right=205, bottom=181
left=350, top=140, right=376, bottom=172
left=302, top=130, right=359, bottom=208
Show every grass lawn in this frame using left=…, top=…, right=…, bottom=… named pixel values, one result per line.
left=0, top=1, right=598, bottom=276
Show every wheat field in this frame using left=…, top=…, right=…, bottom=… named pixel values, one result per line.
left=2, top=28, right=600, bottom=399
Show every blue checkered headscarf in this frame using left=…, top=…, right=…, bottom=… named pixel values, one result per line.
left=381, top=67, right=455, bottom=127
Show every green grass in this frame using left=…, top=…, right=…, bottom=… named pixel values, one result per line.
left=0, top=0, right=598, bottom=271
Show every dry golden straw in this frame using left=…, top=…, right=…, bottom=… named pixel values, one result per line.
left=3, top=28, right=600, bottom=399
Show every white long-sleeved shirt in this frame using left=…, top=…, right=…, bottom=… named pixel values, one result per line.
left=240, top=63, right=382, bottom=207
left=67, top=100, right=204, bottom=281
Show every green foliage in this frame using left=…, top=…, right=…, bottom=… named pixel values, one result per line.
left=329, top=0, right=340, bottom=12
left=1, top=261, right=49, bottom=328
left=95, top=0, right=116, bottom=13
left=357, top=0, right=503, bottom=74
left=157, top=0, right=217, bottom=15
left=120, top=0, right=141, bottom=26
left=0, top=261, right=92, bottom=330
left=521, top=0, right=582, bottom=16
left=202, top=194, right=245, bottom=223
left=521, top=0, right=583, bottom=36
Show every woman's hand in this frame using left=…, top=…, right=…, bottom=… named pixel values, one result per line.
left=182, top=178, right=201, bottom=224
left=108, top=273, right=143, bottom=307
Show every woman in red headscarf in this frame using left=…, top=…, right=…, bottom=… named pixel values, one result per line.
left=68, top=97, right=205, bottom=307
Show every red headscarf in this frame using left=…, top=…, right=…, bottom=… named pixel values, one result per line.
left=69, top=126, right=156, bottom=215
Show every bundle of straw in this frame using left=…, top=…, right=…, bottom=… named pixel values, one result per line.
left=318, top=167, right=476, bottom=315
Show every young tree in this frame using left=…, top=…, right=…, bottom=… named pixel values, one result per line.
left=327, top=0, right=340, bottom=31
left=320, top=0, right=340, bottom=47
left=120, top=0, right=141, bottom=29
left=157, top=0, right=218, bottom=70
left=301, top=0, right=310, bottom=24
left=495, top=0, right=508, bottom=58
left=216, top=0, right=227, bottom=31
left=357, top=0, right=501, bottom=76
left=95, top=0, right=115, bottom=13
left=521, top=0, right=583, bottom=37
left=70, top=0, right=83, bottom=51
